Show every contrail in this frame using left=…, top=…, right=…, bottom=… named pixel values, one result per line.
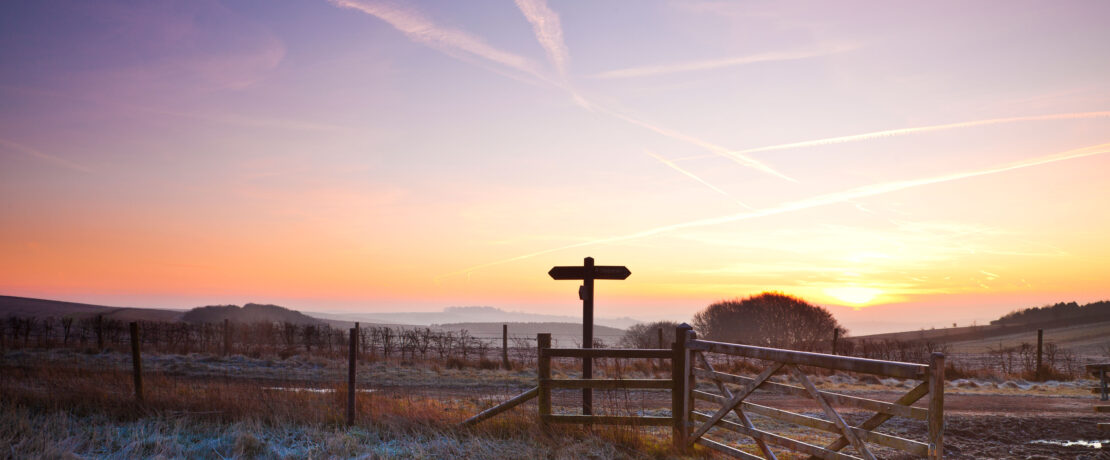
left=599, top=105, right=796, bottom=181
left=646, top=150, right=756, bottom=210
left=506, top=0, right=795, bottom=180
left=330, top=0, right=546, bottom=82
left=439, top=141, right=1110, bottom=278
left=0, top=138, right=94, bottom=173
left=513, top=0, right=570, bottom=79
left=676, top=111, right=1110, bottom=160
left=592, top=44, right=855, bottom=80
left=332, top=0, right=796, bottom=181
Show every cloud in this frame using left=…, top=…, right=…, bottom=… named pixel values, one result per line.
left=592, top=44, right=854, bottom=79
left=0, top=138, right=94, bottom=174
left=442, top=141, right=1110, bottom=277
left=513, top=0, right=570, bottom=79
left=331, top=0, right=545, bottom=81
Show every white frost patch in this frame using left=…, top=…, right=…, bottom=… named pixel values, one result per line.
left=1029, top=439, right=1107, bottom=449
left=262, top=387, right=376, bottom=394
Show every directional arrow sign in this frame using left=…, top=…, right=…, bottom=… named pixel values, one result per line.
left=548, top=265, right=631, bottom=280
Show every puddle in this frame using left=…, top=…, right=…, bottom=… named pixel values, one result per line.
left=1028, top=439, right=1107, bottom=449
left=262, top=387, right=377, bottom=394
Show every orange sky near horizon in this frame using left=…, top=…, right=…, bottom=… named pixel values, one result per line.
left=3, top=1, right=1110, bottom=334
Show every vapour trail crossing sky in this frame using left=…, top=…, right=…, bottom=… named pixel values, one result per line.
left=1, top=0, right=1108, bottom=334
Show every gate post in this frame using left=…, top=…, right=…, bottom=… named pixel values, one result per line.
left=928, top=352, right=945, bottom=459
left=673, top=323, right=693, bottom=451
left=538, top=333, right=552, bottom=426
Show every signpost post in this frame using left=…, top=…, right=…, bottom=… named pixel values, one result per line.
left=549, top=257, right=630, bottom=415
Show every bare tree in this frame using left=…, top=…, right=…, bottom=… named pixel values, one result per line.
left=620, top=321, right=680, bottom=348
left=61, top=316, right=74, bottom=345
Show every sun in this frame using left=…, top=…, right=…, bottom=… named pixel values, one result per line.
left=825, top=286, right=882, bottom=306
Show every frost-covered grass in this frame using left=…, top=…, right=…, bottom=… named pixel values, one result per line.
left=0, top=401, right=697, bottom=459
left=0, top=349, right=709, bottom=459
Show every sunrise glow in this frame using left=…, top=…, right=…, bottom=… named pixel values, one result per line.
left=2, top=1, right=1109, bottom=334
left=824, top=287, right=882, bottom=307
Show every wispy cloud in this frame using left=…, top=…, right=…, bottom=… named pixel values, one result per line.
left=331, top=0, right=797, bottom=181
left=513, top=0, right=570, bottom=79
left=592, top=44, right=854, bottom=80
left=646, top=150, right=755, bottom=209
left=0, top=138, right=94, bottom=174
left=442, top=141, right=1110, bottom=277
left=677, top=111, right=1110, bottom=160
left=601, top=105, right=796, bottom=181
left=330, top=0, right=545, bottom=81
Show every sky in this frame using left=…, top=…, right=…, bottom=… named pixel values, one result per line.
left=2, top=0, right=1109, bottom=335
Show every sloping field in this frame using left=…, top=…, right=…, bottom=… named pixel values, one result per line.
left=0, top=295, right=183, bottom=322
left=944, top=321, right=1110, bottom=354
left=852, top=318, right=1110, bottom=355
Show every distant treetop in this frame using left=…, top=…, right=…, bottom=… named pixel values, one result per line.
left=691, top=292, right=845, bottom=351
left=991, top=300, right=1110, bottom=326
left=181, top=303, right=323, bottom=325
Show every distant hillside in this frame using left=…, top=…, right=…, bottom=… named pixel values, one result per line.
left=850, top=300, right=1110, bottom=356
left=0, top=295, right=182, bottom=322
left=312, top=306, right=644, bottom=330
left=435, top=322, right=627, bottom=347
left=992, top=300, right=1110, bottom=326
left=182, top=303, right=323, bottom=325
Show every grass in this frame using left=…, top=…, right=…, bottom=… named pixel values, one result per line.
left=0, top=349, right=714, bottom=459
left=0, top=401, right=700, bottom=459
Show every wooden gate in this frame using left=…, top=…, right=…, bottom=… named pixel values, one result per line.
left=462, top=325, right=945, bottom=459
left=674, top=325, right=945, bottom=460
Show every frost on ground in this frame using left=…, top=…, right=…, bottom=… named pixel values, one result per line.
left=0, top=403, right=673, bottom=460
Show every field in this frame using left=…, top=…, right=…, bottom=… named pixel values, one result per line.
left=3, top=346, right=1108, bottom=459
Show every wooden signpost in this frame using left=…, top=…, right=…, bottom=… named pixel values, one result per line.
left=549, top=257, right=630, bottom=415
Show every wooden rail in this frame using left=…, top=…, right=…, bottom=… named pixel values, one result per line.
left=542, top=415, right=672, bottom=426
left=692, top=368, right=928, bottom=420
left=537, top=334, right=676, bottom=428
left=687, top=339, right=928, bottom=380
left=460, top=387, right=538, bottom=427
left=679, top=323, right=944, bottom=460
left=1088, top=363, right=1109, bottom=401
left=543, top=379, right=672, bottom=390
left=542, top=348, right=673, bottom=359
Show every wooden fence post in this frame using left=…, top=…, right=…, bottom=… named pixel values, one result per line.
left=928, top=352, right=945, bottom=460
left=538, top=333, right=552, bottom=426
left=96, top=315, right=104, bottom=350
left=348, top=327, right=357, bottom=426
left=223, top=319, right=231, bottom=356
left=832, top=329, right=840, bottom=355
left=673, top=323, right=693, bottom=451
left=502, top=324, right=510, bottom=370
left=1035, top=329, right=1043, bottom=380
left=129, top=322, right=143, bottom=404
